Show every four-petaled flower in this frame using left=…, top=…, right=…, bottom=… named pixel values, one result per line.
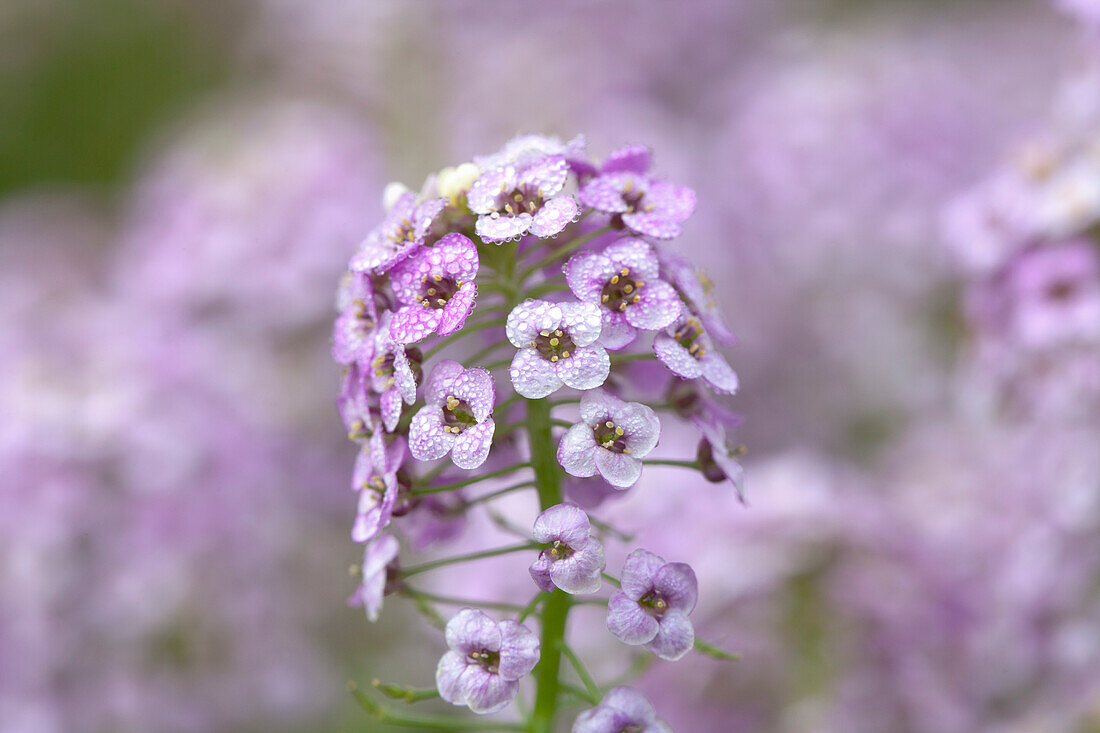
left=565, top=238, right=681, bottom=349
left=578, top=146, right=696, bottom=239
left=366, top=311, right=420, bottom=431
left=467, top=155, right=579, bottom=243
left=436, top=608, right=540, bottom=714
left=654, top=305, right=739, bottom=393
left=558, top=390, right=660, bottom=488
left=347, top=532, right=400, bottom=623
left=529, top=504, right=605, bottom=594
left=388, top=233, right=479, bottom=345
left=351, top=429, right=409, bottom=543
left=507, top=299, right=609, bottom=398
left=572, top=686, right=672, bottom=733
left=351, top=190, right=445, bottom=274
left=606, top=549, right=698, bottom=661
left=409, top=360, right=496, bottom=469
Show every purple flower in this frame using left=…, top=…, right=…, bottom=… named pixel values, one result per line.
left=692, top=413, right=746, bottom=503
left=388, top=233, right=479, bottom=345
left=572, top=686, right=672, bottom=733
left=435, top=608, right=540, bottom=714
left=564, top=238, right=681, bottom=349
left=653, top=306, right=739, bottom=393
left=506, top=299, right=609, bottom=398
left=332, top=271, right=378, bottom=365
left=350, top=190, right=445, bottom=274
left=366, top=311, right=420, bottom=430
left=337, top=363, right=374, bottom=442
left=348, top=532, right=400, bottom=623
left=578, top=148, right=695, bottom=239
left=557, top=389, right=660, bottom=488
left=409, top=360, right=496, bottom=469
left=658, top=249, right=735, bottom=345
left=606, top=549, right=697, bottom=661
left=467, top=155, right=579, bottom=242
left=529, top=504, right=606, bottom=595
left=351, top=430, right=408, bottom=543
left=475, top=133, right=590, bottom=174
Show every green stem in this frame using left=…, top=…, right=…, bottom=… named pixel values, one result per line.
left=526, top=397, right=570, bottom=733
left=559, top=641, right=601, bottom=702
left=410, top=462, right=532, bottom=496
left=610, top=351, right=656, bottom=366
left=401, top=542, right=538, bottom=578
left=423, top=318, right=506, bottom=359
left=518, top=225, right=612, bottom=282
left=402, top=587, right=528, bottom=614
left=349, top=682, right=524, bottom=730
left=644, top=458, right=701, bottom=470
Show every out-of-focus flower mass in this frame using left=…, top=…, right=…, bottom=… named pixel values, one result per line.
left=2, top=0, right=1099, bottom=731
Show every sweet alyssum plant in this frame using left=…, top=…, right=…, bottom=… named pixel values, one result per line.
left=333, top=135, right=744, bottom=732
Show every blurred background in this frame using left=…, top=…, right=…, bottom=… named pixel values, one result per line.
left=2, top=0, right=1099, bottom=731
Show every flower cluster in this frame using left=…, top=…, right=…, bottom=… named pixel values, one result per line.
left=333, top=135, right=744, bottom=730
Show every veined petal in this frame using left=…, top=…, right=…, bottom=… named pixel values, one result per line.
left=529, top=194, right=578, bottom=238
left=451, top=420, right=495, bottom=470
left=558, top=300, right=603, bottom=347
left=506, top=300, right=564, bottom=347
left=654, top=332, right=703, bottom=379
left=595, top=449, right=643, bottom=488
left=408, top=407, right=454, bottom=461
left=606, top=591, right=659, bottom=645
left=558, top=423, right=598, bottom=478
left=645, top=610, right=694, bottom=661
left=389, top=305, right=442, bottom=345
left=557, top=345, right=610, bottom=391
left=510, top=348, right=563, bottom=399
left=625, top=280, right=680, bottom=331
left=565, top=252, right=617, bottom=301
left=603, top=238, right=660, bottom=280
left=477, top=212, right=532, bottom=243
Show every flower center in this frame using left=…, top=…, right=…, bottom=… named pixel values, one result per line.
left=501, top=187, right=543, bottom=216
left=1046, top=278, right=1077, bottom=301
left=600, top=267, right=644, bottom=312
left=546, top=539, right=575, bottom=561
left=442, top=395, right=477, bottom=434
left=416, top=275, right=463, bottom=309
left=468, top=648, right=500, bottom=674
left=347, top=418, right=372, bottom=442
left=639, top=590, right=669, bottom=618
left=673, top=316, right=707, bottom=359
left=533, top=328, right=576, bottom=362
left=619, top=178, right=655, bottom=214
left=593, top=419, right=631, bottom=454
left=619, top=726, right=644, bottom=733
left=371, top=347, right=423, bottom=387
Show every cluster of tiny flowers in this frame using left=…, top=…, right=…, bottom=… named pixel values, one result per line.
left=332, top=135, right=743, bottom=729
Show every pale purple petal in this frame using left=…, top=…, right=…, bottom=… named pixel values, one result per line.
left=621, top=211, right=682, bottom=239
left=532, top=503, right=591, bottom=546
left=518, top=155, right=569, bottom=195
left=579, top=388, right=618, bottom=426
left=451, top=367, right=495, bottom=421
left=477, top=212, right=532, bottom=242
left=601, top=687, right=659, bottom=724
left=594, top=450, right=643, bottom=488
left=579, top=176, right=630, bottom=213
left=550, top=537, right=605, bottom=595
left=607, top=591, right=659, bottom=645
left=435, top=651, right=469, bottom=706
left=392, top=347, right=417, bottom=403
left=558, top=423, right=598, bottom=478
left=558, top=301, right=603, bottom=347
left=451, top=420, right=495, bottom=470
left=699, top=352, right=739, bottom=393
left=529, top=195, right=578, bottom=237
left=653, top=333, right=704, bottom=379
left=466, top=167, right=516, bottom=214
left=557, top=345, right=610, bottom=390
left=408, top=407, right=454, bottom=461
left=572, top=707, right=622, bottom=733
left=654, top=562, right=698, bottom=613
left=445, top=608, right=502, bottom=655
left=384, top=435, right=407, bottom=471
left=645, top=610, right=694, bottom=661
left=602, top=145, right=652, bottom=174
left=424, top=359, right=465, bottom=404
left=647, top=181, right=696, bottom=223
left=529, top=555, right=555, bottom=593
left=615, top=403, right=660, bottom=457
left=625, top=281, right=680, bottom=331
left=460, top=668, right=517, bottom=714
left=380, top=388, right=402, bottom=432
left=430, top=232, right=481, bottom=280
left=506, top=300, right=564, bottom=347
left=597, top=311, right=637, bottom=350
left=437, top=283, right=477, bottom=335
left=510, top=348, right=564, bottom=399
left=603, top=238, right=660, bottom=280
left=351, top=477, right=395, bottom=543
left=390, top=305, right=442, bottom=345
left=621, top=549, right=666, bottom=601
left=565, top=252, right=617, bottom=301
left=497, top=620, right=540, bottom=681
left=412, top=198, right=446, bottom=235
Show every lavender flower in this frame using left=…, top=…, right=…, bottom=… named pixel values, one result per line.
left=558, top=389, right=660, bottom=488
left=467, top=154, right=579, bottom=242
left=506, top=299, right=609, bottom=398
left=607, top=549, right=697, bottom=661
left=350, top=190, right=445, bottom=274
left=693, top=413, right=746, bottom=503
left=529, top=504, right=606, bottom=594
left=654, top=306, right=739, bottom=393
left=573, top=686, right=672, bottom=733
left=332, top=271, right=378, bottom=365
left=409, top=360, right=496, bottom=469
left=578, top=147, right=696, bottom=239
left=658, top=250, right=736, bottom=345
left=348, top=533, right=400, bottom=622
left=436, top=609, right=540, bottom=714
left=389, top=232, right=480, bottom=344
left=366, top=311, right=421, bottom=430
left=565, top=238, right=681, bottom=349
left=351, top=430, right=408, bottom=543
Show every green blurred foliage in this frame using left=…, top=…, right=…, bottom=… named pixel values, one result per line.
left=0, top=0, right=234, bottom=195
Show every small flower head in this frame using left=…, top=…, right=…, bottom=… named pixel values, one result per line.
left=436, top=608, right=540, bottom=714
left=507, top=299, right=609, bottom=398
left=389, top=233, right=479, bottom=344
left=347, top=532, right=400, bottom=623
left=606, top=549, right=697, bottom=661
left=565, top=238, right=681, bottom=349
left=557, top=389, right=660, bottom=488
left=529, top=504, right=606, bottom=594
left=654, top=305, right=739, bottom=393
left=351, top=191, right=445, bottom=274
left=572, top=686, right=672, bottom=733
left=467, top=155, right=579, bottom=243
left=579, top=149, right=696, bottom=239
left=409, top=360, right=496, bottom=469
left=351, top=430, right=409, bottom=543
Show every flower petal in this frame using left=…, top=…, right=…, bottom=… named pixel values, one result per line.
left=518, top=155, right=569, bottom=195
left=477, top=212, right=532, bottom=242
left=529, top=194, right=578, bottom=238
left=598, top=311, right=637, bottom=350
left=466, top=167, right=515, bottom=214
left=380, top=388, right=402, bottom=432
left=497, top=620, right=540, bottom=681
left=606, top=591, right=659, bottom=645
left=445, top=608, right=502, bottom=655
left=621, top=211, right=682, bottom=239
left=551, top=537, right=605, bottom=595
left=435, top=651, right=470, bottom=706
left=558, top=300, right=603, bottom=347
left=389, top=305, right=442, bottom=345
left=645, top=610, right=694, bottom=661
left=451, top=367, right=495, bottom=422
left=594, top=449, right=643, bottom=488
left=602, top=145, right=652, bottom=174
left=437, top=283, right=477, bottom=335
left=506, top=300, right=563, bottom=347
left=408, top=406, right=454, bottom=461
left=653, top=332, right=703, bottom=379
left=625, top=281, right=680, bottom=331
left=510, top=348, right=563, bottom=399
left=557, top=345, right=610, bottom=391
left=700, top=352, right=739, bottom=394
left=461, top=669, right=517, bottom=714
left=579, top=176, right=629, bottom=213
left=529, top=554, right=555, bottom=594
left=451, top=420, right=495, bottom=470
left=558, top=423, right=598, bottom=478
left=603, top=238, right=660, bottom=280
left=532, top=503, right=591, bottom=546
left=615, top=402, right=660, bottom=458
left=654, top=562, right=698, bottom=614
left=579, top=388, right=619, bottom=426
left=565, top=252, right=616, bottom=301
left=621, top=549, right=666, bottom=600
